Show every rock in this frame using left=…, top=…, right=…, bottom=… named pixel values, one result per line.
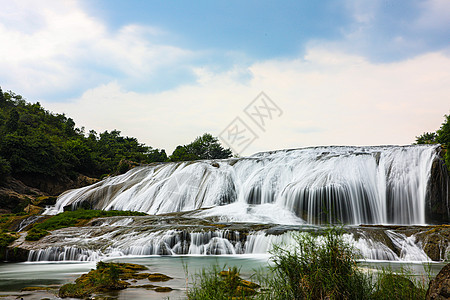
left=19, top=174, right=99, bottom=196
left=425, top=156, right=450, bottom=224
left=154, top=286, right=173, bottom=292
left=415, top=226, right=450, bottom=261
left=426, top=263, right=450, bottom=300
left=23, top=204, right=43, bottom=215
left=0, top=188, right=32, bottom=214
left=236, top=285, right=257, bottom=296
left=148, top=273, right=173, bottom=282
left=241, top=279, right=260, bottom=289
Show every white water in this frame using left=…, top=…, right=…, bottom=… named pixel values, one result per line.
left=47, top=145, right=440, bottom=225
left=26, top=227, right=431, bottom=262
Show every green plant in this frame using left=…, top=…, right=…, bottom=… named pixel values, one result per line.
left=262, top=228, right=371, bottom=300
left=0, top=233, right=17, bottom=247
left=371, top=267, right=426, bottom=300
left=26, top=209, right=146, bottom=241
left=187, top=265, right=259, bottom=299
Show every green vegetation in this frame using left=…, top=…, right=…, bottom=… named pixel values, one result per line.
left=169, top=133, right=232, bottom=161
left=372, top=268, right=427, bottom=300
left=25, top=209, right=146, bottom=241
left=260, top=228, right=372, bottom=300
left=0, top=232, right=17, bottom=247
left=187, top=228, right=427, bottom=300
left=58, top=261, right=176, bottom=298
left=187, top=266, right=259, bottom=299
left=0, top=87, right=233, bottom=193
left=416, top=114, right=450, bottom=172
left=59, top=262, right=138, bottom=298
left=0, top=88, right=167, bottom=181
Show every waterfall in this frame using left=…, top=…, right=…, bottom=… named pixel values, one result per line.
left=26, top=229, right=431, bottom=262
left=46, top=145, right=445, bottom=225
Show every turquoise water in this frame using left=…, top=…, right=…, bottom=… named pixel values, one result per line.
left=0, top=256, right=446, bottom=299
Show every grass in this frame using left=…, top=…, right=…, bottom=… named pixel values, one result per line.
left=25, top=209, right=147, bottom=241
left=187, top=227, right=428, bottom=300
left=187, top=265, right=259, bottom=299
left=59, top=261, right=136, bottom=298
left=0, top=232, right=17, bottom=247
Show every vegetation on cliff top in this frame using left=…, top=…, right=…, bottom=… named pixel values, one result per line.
left=0, top=87, right=167, bottom=182
left=0, top=87, right=232, bottom=189
left=416, top=114, right=450, bottom=172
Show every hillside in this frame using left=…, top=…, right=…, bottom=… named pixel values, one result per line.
left=0, top=88, right=167, bottom=213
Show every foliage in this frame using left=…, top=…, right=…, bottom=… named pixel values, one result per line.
left=415, top=132, right=437, bottom=144
left=0, top=156, right=11, bottom=182
left=0, top=233, right=17, bottom=247
left=25, top=209, right=146, bottom=241
left=187, top=228, right=428, bottom=300
left=0, top=87, right=167, bottom=181
left=58, top=262, right=140, bottom=298
left=416, top=114, right=450, bottom=172
left=261, top=227, right=371, bottom=300
left=170, top=133, right=232, bottom=161
left=187, top=265, right=259, bottom=299
left=371, top=268, right=427, bottom=300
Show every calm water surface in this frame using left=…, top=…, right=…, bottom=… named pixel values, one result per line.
left=0, top=256, right=446, bottom=299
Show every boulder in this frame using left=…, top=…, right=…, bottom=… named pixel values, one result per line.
left=426, top=263, right=450, bottom=300
left=425, top=155, right=450, bottom=224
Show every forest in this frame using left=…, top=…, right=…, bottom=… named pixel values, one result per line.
left=0, top=87, right=232, bottom=187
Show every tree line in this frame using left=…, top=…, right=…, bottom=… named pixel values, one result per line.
left=0, top=87, right=232, bottom=183
left=415, top=114, right=450, bottom=171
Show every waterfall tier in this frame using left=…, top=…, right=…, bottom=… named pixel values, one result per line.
left=47, top=145, right=448, bottom=225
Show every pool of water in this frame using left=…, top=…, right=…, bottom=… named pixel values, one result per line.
left=0, top=256, right=446, bottom=299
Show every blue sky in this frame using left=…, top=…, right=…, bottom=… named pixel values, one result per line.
left=0, top=0, right=449, bottom=155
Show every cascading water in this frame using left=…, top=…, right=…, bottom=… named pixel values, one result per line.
left=28, top=145, right=449, bottom=263
left=46, top=145, right=445, bottom=226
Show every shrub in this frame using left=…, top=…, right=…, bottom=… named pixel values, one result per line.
left=186, top=227, right=427, bottom=300
left=187, top=265, right=259, bottom=299
left=260, top=227, right=372, bottom=300
left=0, top=233, right=17, bottom=247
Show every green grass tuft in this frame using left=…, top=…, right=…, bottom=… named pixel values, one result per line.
left=25, top=209, right=146, bottom=241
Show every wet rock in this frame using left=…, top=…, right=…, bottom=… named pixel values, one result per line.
left=425, top=156, right=450, bottom=224
left=155, top=286, right=173, bottom=292
left=426, top=263, right=450, bottom=300
left=148, top=273, right=173, bottom=282
left=415, top=226, right=450, bottom=261
left=1, top=246, right=29, bottom=262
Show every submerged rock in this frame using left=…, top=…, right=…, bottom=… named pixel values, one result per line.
left=148, top=273, right=173, bottom=282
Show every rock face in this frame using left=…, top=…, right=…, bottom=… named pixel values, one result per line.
left=426, top=263, right=450, bottom=300
left=0, top=175, right=98, bottom=214
left=425, top=154, right=450, bottom=224
left=19, top=174, right=99, bottom=195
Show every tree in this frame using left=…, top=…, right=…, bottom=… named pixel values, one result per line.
left=0, top=87, right=5, bottom=107
left=436, top=115, right=450, bottom=146
left=415, top=132, right=437, bottom=144
left=169, top=133, right=232, bottom=161
left=416, top=114, right=450, bottom=172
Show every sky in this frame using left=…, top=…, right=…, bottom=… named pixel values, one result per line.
left=0, top=0, right=449, bottom=156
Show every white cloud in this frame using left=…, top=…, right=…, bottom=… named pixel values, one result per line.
left=43, top=47, right=450, bottom=156
left=0, top=0, right=192, bottom=98
left=2, top=0, right=449, bottom=156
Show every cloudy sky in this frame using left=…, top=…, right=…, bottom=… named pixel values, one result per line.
left=0, top=0, right=449, bottom=155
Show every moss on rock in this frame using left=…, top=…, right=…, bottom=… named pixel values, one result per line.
left=148, top=273, right=173, bottom=282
